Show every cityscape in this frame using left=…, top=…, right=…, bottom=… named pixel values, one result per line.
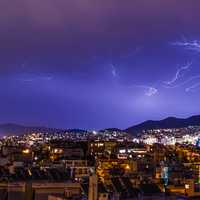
left=1, top=0, right=200, bottom=200
left=1, top=118, right=200, bottom=200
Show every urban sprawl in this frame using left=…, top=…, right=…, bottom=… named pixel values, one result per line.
left=1, top=127, right=200, bottom=200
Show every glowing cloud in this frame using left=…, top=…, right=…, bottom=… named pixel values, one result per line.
left=145, top=87, right=158, bottom=97
left=132, top=85, right=158, bottom=97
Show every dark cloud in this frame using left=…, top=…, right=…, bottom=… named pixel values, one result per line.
left=0, top=0, right=200, bottom=129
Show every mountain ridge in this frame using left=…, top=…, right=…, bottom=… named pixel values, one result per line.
left=1, top=115, right=200, bottom=136
left=0, top=123, right=64, bottom=136
left=125, top=115, right=200, bottom=134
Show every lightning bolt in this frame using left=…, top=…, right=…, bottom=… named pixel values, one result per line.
left=172, top=40, right=200, bottom=53
left=110, top=64, right=117, bottom=78
left=169, top=38, right=200, bottom=93
left=163, top=75, right=200, bottom=90
left=163, top=62, right=192, bottom=85
left=185, top=82, right=200, bottom=92
left=17, top=74, right=53, bottom=83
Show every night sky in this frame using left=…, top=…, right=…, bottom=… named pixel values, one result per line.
left=1, top=0, right=200, bottom=130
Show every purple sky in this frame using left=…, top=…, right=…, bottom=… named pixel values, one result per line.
left=1, top=0, right=200, bottom=129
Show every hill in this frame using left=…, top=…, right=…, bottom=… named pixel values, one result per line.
left=125, top=115, right=200, bottom=134
left=0, top=123, right=63, bottom=136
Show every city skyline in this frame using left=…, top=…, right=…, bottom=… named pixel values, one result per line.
left=1, top=1, right=200, bottom=129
